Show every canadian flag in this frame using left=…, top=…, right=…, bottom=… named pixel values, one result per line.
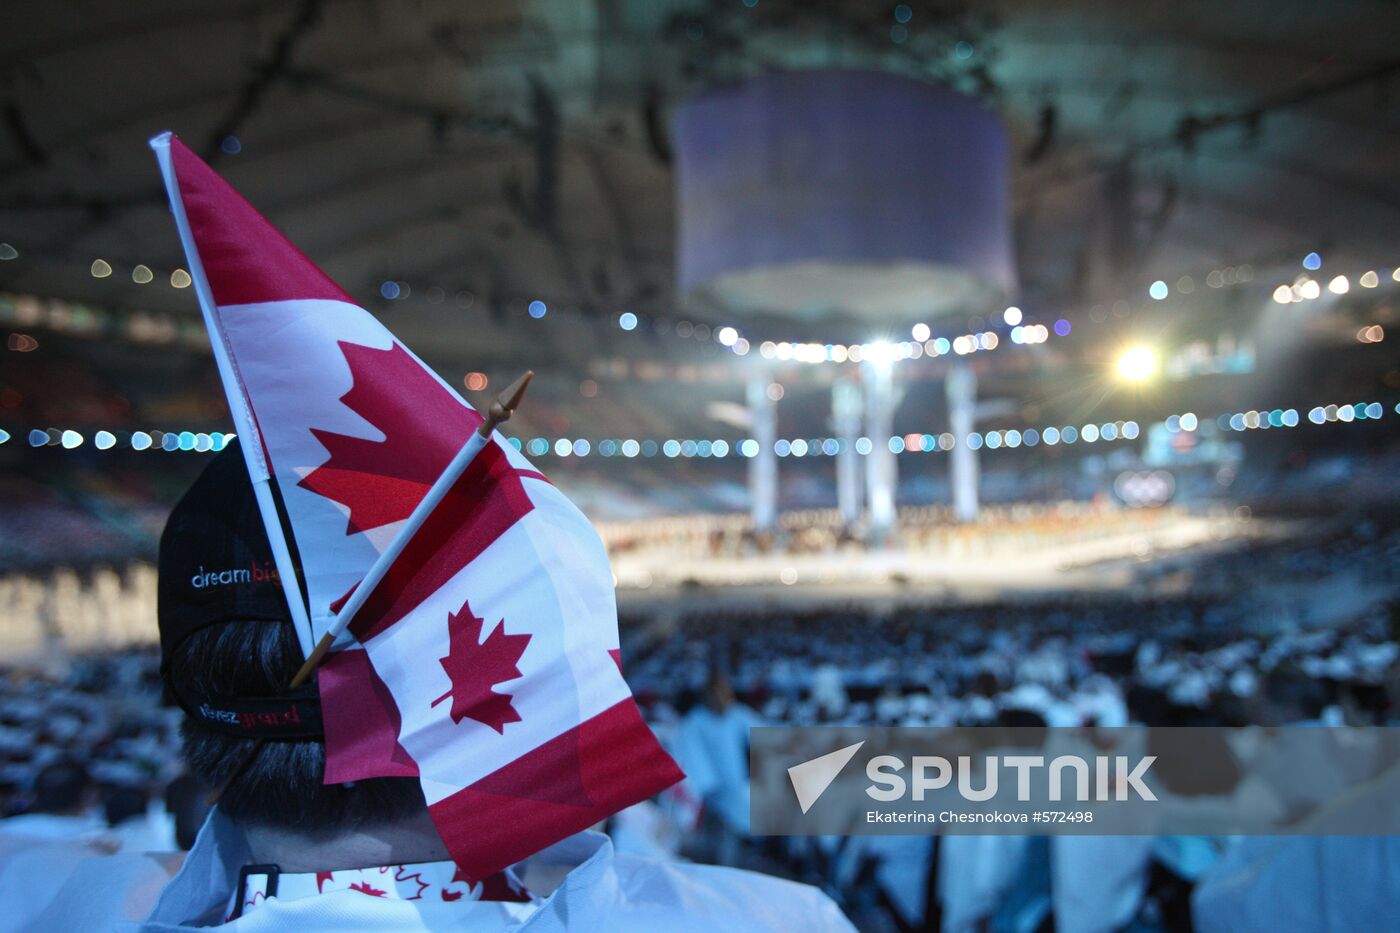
left=151, top=133, right=682, bottom=880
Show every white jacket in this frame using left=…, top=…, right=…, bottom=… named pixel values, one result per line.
left=31, top=810, right=855, bottom=932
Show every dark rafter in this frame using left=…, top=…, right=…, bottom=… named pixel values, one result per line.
left=202, top=0, right=326, bottom=164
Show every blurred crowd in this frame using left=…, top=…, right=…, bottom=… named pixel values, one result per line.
left=0, top=518, right=1397, bottom=930
left=619, top=589, right=1399, bottom=931
left=0, top=651, right=210, bottom=931
left=627, top=588, right=1399, bottom=733
left=0, top=651, right=207, bottom=835
left=1143, top=517, right=1400, bottom=593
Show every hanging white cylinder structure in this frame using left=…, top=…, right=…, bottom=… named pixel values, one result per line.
left=675, top=69, right=1015, bottom=326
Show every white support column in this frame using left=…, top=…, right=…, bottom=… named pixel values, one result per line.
left=747, top=378, right=779, bottom=532
left=947, top=361, right=980, bottom=523
left=832, top=379, right=863, bottom=528
left=862, top=358, right=897, bottom=544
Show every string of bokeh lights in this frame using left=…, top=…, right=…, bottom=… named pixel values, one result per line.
left=11, top=240, right=1389, bottom=367
left=9, top=399, right=1389, bottom=458
left=12, top=428, right=237, bottom=452
left=1266, top=252, right=1399, bottom=305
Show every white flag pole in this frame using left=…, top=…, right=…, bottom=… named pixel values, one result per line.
left=286, top=370, right=534, bottom=686
left=150, top=132, right=315, bottom=658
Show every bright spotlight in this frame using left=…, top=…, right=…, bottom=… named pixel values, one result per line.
left=864, top=340, right=896, bottom=369
left=1114, top=345, right=1159, bottom=383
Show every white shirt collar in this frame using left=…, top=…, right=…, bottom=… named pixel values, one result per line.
left=147, top=808, right=617, bottom=929
left=228, top=858, right=536, bottom=923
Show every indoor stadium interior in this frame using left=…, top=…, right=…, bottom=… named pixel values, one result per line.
left=1, top=2, right=1398, bottom=931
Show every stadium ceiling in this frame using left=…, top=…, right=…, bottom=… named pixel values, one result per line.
left=2, top=0, right=1399, bottom=371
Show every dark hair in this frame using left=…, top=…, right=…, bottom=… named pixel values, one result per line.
left=1147, top=729, right=1243, bottom=796
left=33, top=760, right=94, bottom=814
left=1260, top=666, right=1333, bottom=723
left=169, top=619, right=425, bottom=834
left=103, top=784, right=150, bottom=827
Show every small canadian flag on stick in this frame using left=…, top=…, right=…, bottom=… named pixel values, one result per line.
left=151, top=133, right=682, bottom=880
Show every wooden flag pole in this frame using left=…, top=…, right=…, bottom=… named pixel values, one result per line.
left=208, top=371, right=534, bottom=803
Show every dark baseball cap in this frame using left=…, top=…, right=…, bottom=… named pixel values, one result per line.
left=158, top=441, right=323, bottom=739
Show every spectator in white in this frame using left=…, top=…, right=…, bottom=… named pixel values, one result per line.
left=1050, top=835, right=1155, bottom=933
left=102, top=784, right=171, bottom=854
left=1192, top=781, right=1400, bottom=932
left=938, top=834, right=1040, bottom=933
left=809, top=663, right=848, bottom=719
left=1070, top=674, right=1129, bottom=728
left=0, top=760, right=114, bottom=933
left=676, top=670, right=764, bottom=840
left=32, top=444, right=854, bottom=931
left=0, top=760, right=104, bottom=844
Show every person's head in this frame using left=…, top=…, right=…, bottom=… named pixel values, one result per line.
left=163, top=772, right=211, bottom=850
left=159, top=444, right=425, bottom=836
left=167, top=617, right=425, bottom=834
left=31, top=760, right=95, bottom=815
left=1253, top=665, right=1333, bottom=725
left=1147, top=728, right=1243, bottom=797
left=102, top=784, right=149, bottom=827
left=703, top=669, right=734, bottom=712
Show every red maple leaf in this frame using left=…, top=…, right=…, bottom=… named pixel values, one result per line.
left=431, top=600, right=530, bottom=733
left=299, top=341, right=481, bottom=535
left=348, top=881, right=387, bottom=897
left=444, top=865, right=531, bottom=903
left=315, top=871, right=334, bottom=893
left=393, top=866, right=430, bottom=901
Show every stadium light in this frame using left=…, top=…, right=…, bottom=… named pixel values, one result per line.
left=1114, top=345, right=1159, bottom=384
left=864, top=340, right=897, bottom=370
